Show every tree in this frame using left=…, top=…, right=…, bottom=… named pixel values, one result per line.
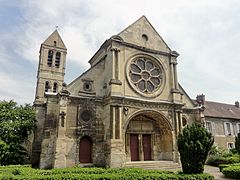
left=177, top=123, right=214, bottom=174
left=235, top=133, right=240, bottom=154
left=0, top=100, right=35, bottom=165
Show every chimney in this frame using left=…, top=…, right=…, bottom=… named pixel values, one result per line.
left=235, top=101, right=239, bottom=108
left=196, top=94, right=205, bottom=105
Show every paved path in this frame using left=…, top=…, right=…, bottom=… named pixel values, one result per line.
left=204, top=165, right=232, bottom=180
left=163, top=165, right=232, bottom=180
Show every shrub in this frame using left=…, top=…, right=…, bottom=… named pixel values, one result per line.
left=0, top=165, right=214, bottom=179
left=236, top=133, right=240, bottom=154
left=177, top=123, right=214, bottom=174
left=219, top=164, right=230, bottom=172
left=222, top=165, right=240, bottom=179
left=207, top=153, right=240, bottom=166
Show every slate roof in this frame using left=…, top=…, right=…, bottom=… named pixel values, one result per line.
left=204, top=101, right=240, bottom=120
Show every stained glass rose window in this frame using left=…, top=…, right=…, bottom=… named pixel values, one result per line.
left=129, top=57, right=163, bottom=94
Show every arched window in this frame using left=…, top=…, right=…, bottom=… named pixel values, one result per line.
left=47, top=50, right=53, bottom=66
left=45, top=81, right=50, bottom=92
left=53, top=82, right=58, bottom=93
left=55, top=52, right=61, bottom=67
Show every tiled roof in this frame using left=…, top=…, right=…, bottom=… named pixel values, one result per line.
left=204, top=101, right=240, bottom=120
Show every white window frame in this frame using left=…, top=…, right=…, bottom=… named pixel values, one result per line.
left=224, top=122, right=233, bottom=136
left=227, top=142, right=235, bottom=151
left=205, top=121, right=213, bottom=134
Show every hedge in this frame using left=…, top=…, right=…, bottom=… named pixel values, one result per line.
left=207, top=154, right=240, bottom=166
left=0, top=165, right=214, bottom=180
left=222, top=165, right=240, bottom=179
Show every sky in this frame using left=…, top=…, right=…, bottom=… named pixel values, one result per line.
left=0, top=0, right=239, bottom=105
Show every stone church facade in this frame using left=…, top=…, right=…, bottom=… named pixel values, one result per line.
left=32, top=16, right=204, bottom=169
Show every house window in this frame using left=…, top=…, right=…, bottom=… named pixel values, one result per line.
left=47, top=50, right=53, bottom=66
left=53, top=82, right=58, bottom=93
left=205, top=121, right=212, bottom=133
left=45, top=81, right=50, bottom=92
left=224, top=122, right=233, bottom=136
left=55, top=52, right=61, bottom=67
left=227, top=142, right=234, bottom=150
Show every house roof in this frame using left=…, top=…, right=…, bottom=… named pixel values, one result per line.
left=204, top=101, right=240, bottom=120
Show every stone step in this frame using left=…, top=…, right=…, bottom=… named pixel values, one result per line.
left=124, top=161, right=181, bottom=170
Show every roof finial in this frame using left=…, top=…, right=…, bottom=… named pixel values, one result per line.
left=55, top=26, right=59, bottom=30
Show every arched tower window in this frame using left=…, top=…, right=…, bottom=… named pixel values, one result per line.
left=53, top=82, right=58, bottom=93
left=45, top=81, right=50, bottom=92
left=55, top=52, right=61, bottom=67
left=47, top=50, right=53, bottom=66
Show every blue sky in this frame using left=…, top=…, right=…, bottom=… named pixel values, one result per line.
left=0, top=0, right=240, bottom=104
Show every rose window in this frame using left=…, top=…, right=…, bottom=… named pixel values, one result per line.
left=129, top=58, right=163, bottom=94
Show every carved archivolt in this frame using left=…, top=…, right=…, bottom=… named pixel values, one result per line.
left=124, top=109, right=173, bottom=134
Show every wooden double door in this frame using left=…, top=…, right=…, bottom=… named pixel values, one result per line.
left=130, top=134, right=151, bottom=161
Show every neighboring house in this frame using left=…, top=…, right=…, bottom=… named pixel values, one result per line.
left=196, top=94, right=240, bottom=151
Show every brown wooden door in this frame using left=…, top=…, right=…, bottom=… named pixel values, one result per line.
left=79, top=136, right=92, bottom=163
left=142, top=134, right=151, bottom=161
left=130, top=134, right=139, bottom=161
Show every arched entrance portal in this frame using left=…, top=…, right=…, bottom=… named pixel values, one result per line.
left=126, top=111, right=173, bottom=162
left=79, top=136, right=92, bottom=163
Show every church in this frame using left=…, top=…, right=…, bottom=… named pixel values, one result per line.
left=32, top=16, right=232, bottom=169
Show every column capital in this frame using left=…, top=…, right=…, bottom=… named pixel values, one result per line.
left=110, top=48, right=120, bottom=52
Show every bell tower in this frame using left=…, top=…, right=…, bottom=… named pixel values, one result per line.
left=35, top=30, right=67, bottom=103
left=32, top=30, right=67, bottom=168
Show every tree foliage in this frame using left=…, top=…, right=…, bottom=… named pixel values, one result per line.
left=0, top=100, right=35, bottom=165
left=235, top=133, right=240, bottom=154
left=177, top=123, right=214, bottom=174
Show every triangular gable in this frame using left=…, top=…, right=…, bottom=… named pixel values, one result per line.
left=178, top=84, right=196, bottom=107
left=43, top=30, right=67, bottom=49
left=118, top=16, right=171, bottom=53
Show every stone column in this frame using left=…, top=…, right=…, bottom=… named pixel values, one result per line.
left=170, top=61, right=175, bottom=90
left=108, top=105, right=125, bottom=167
left=173, top=62, right=179, bottom=90
left=175, top=111, right=179, bottom=135
left=178, top=111, right=183, bottom=132
left=110, top=48, right=116, bottom=80
left=109, top=48, right=122, bottom=86
left=53, top=88, right=69, bottom=168
left=119, top=106, right=122, bottom=139
left=112, top=106, right=116, bottom=139
left=115, top=49, right=120, bottom=80
left=174, top=110, right=180, bottom=163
